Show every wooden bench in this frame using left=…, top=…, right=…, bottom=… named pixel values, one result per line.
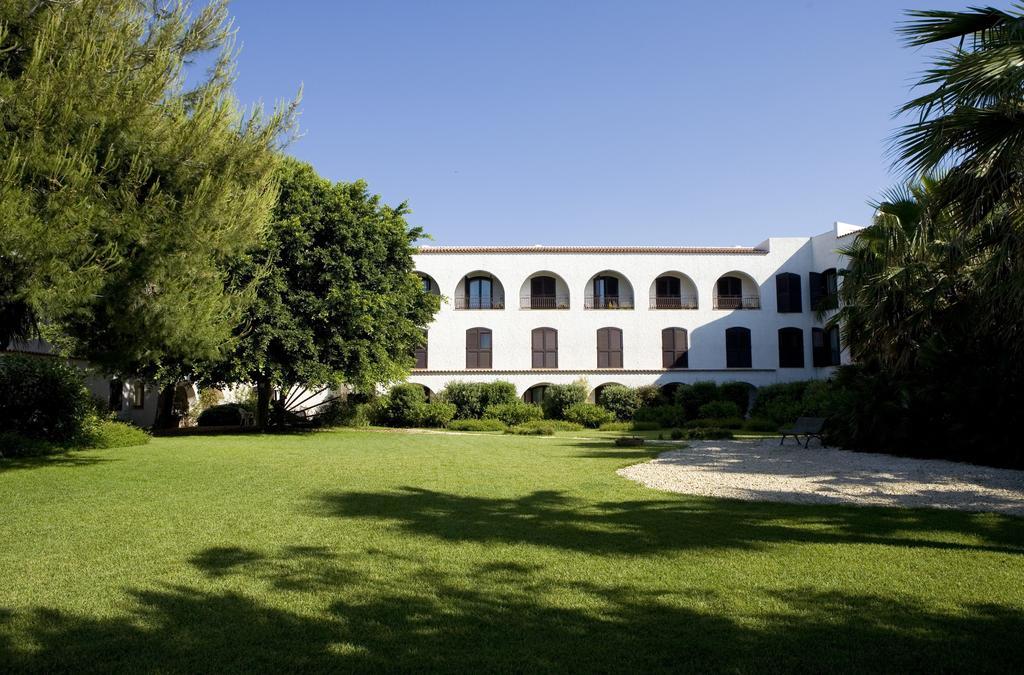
left=779, top=417, right=826, bottom=448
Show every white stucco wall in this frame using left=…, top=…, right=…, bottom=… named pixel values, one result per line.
left=409, top=225, right=859, bottom=397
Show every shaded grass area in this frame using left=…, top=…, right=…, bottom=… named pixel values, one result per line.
left=1, top=429, right=1022, bottom=672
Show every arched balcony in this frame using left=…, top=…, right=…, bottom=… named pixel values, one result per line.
left=584, top=271, right=634, bottom=310
left=649, top=272, right=698, bottom=309
left=519, top=272, right=570, bottom=310
left=417, top=272, right=441, bottom=296
left=454, top=272, right=505, bottom=310
left=713, top=272, right=760, bottom=310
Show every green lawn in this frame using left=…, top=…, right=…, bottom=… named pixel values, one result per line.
left=2, top=429, right=1022, bottom=673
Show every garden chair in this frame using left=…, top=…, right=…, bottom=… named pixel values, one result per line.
left=779, top=417, right=826, bottom=448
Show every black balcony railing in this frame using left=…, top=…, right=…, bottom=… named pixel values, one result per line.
left=650, top=295, right=698, bottom=309
left=520, top=294, right=570, bottom=309
left=713, top=295, right=760, bottom=310
left=454, top=296, right=505, bottom=310
left=584, top=295, right=634, bottom=310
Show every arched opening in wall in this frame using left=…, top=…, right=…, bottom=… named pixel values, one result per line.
left=420, top=385, right=434, bottom=402
left=589, top=382, right=625, bottom=404
left=659, top=382, right=683, bottom=405
left=416, top=272, right=441, bottom=297
left=649, top=272, right=698, bottom=309
left=454, top=271, right=506, bottom=310
left=172, top=382, right=197, bottom=417
left=714, top=271, right=760, bottom=310
left=585, top=270, right=635, bottom=310
left=523, top=383, right=553, bottom=405
left=519, top=271, right=570, bottom=309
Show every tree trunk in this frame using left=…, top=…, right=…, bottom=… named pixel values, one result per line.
left=256, top=377, right=272, bottom=430
left=153, top=384, right=176, bottom=429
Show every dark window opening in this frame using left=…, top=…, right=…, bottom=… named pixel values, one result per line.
left=775, top=272, right=802, bottom=313
left=725, top=327, right=752, bottom=368
left=778, top=327, right=805, bottom=368
left=414, top=331, right=428, bottom=369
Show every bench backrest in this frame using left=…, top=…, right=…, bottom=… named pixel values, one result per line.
left=792, top=417, right=826, bottom=433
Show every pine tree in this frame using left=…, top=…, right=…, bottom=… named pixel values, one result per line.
left=0, top=0, right=297, bottom=379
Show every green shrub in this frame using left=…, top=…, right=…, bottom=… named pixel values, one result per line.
left=483, top=401, right=542, bottom=426
left=438, top=381, right=484, bottom=419
left=505, top=424, right=555, bottom=436
left=0, top=431, right=56, bottom=457
left=448, top=418, right=507, bottom=432
left=316, top=398, right=372, bottom=427
left=634, top=385, right=663, bottom=408
left=373, top=383, right=427, bottom=427
left=630, top=421, right=661, bottom=431
left=540, top=382, right=588, bottom=420
left=197, top=403, right=248, bottom=427
left=685, top=417, right=744, bottom=430
left=697, top=400, right=740, bottom=419
left=670, top=428, right=684, bottom=440
left=719, top=381, right=752, bottom=416
left=677, top=381, right=719, bottom=419
left=742, top=418, right=779, bottom=432
left=480, top=381, right=518, bottom=408
left=614, top=436, right=645, bottom=447
left=564, top=403, right=614, bottom=429
left=417, top=401, right=457, bottom=428
left=633, top=404, right=685, bottom=429
left=0, top=355, right=92, bottom=443
left=515, top=419, right=583, bottom=432
left=682, top=427, right=734, bottom=440
left=597, top=385, right=640, bottom=421
left=598, top=421, right=632, bottom=431
left=82, top=420, right=150, bottom=449
left=750, top=382, right=812, bottom=426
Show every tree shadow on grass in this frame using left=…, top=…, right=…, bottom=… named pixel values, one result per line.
left=0, top=452, right=110, bottom=473
left=2, top=554, right=1022, bottom=673
left=313, top=485, right=1024, bottom=556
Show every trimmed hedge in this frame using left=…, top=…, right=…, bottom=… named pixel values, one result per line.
left=540, top=382, right=588, bottom=420
left=697, top=400, right=740, bottom=419
left=448, top=418, right=507, bottom=432
left=597, top=385, right=640, bottom=421
left=197, top=403, right=249, bottom=427
left=483, top=401, right=542, bottom=426
left=564, top=403, right=614, bottom=429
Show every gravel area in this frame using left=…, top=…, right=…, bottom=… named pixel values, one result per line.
left=618, top=439, right=1024, bottom=517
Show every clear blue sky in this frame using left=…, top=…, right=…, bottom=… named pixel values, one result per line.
left=222, top=0, right=965, bottom=246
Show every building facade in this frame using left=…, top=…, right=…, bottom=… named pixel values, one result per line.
left=409, top=222, right=861, bottom=401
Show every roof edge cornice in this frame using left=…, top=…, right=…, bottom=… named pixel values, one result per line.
left=416, top=246, right=768, bottom=255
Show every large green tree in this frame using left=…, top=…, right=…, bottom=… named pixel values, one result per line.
left=205, top=159, right=439, bottom=428
left=0, top=0, right=295, bottom=377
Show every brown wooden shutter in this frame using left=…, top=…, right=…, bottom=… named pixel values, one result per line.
left=414, top=331, right=428, bottom=369
left=466, top=328, right=478, bottom=369
left=777, top=327, right=804, bottom=368
left=597, top=328, right=623, bottom=368
left=726, top=327, right=752, bottom=368
left=662, top=328, right=688, bottom=368
left=532, top=328, right=557, bottom=369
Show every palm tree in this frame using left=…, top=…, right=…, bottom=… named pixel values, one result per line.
left=896, top=6, right=1024, bottom=360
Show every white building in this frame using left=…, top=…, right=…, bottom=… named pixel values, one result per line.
left=409, top=222, right=861, bottom=402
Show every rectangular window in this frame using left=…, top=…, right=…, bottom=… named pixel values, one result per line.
left=131, top=381, right=146, bottom=409
left=776, top=273, right=802, bottom=313
left=812, top=327, right=830, bottom=367
left=531, top=328, right=558, bottom=368
left=828, top=325, right=841, bottom=366
left=597, top=327, right=623, bottom=368
left=662, top=328, right=688, bottom=368
left=466, top=277, right=493, bottom=310
left=777, top=328, right=805, bottom=368
left=414, top=332, right=428, bottom=369
left=466, top=328, right=492, bottom=369
left=108, top=378, right=123, bottom=412
left=725, top=327, right=752, bottom=368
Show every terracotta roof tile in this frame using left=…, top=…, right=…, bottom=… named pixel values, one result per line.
left=416, top=245, right=767, bottom=255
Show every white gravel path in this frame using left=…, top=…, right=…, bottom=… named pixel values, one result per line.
left=618, top=439, right=1024, bottom=517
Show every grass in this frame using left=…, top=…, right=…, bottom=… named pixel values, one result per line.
left=1, top=428, right=1022, bottom=672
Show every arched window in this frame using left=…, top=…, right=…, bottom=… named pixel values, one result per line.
left=777, top=327, right=804, bottom=368
left=531, top=327, right=558, bottom=368
left=523, top=385, right=549, bottom=404
left=413, top=331, right=428, bottom=369
left=661, top=328, right=688, bottom=369
left=775, top=273, right=802, bottom=313
left=596, top=327, right=623, bottom=368
left=725, top=327, right=752, bottom=368
left=465, top=276, right=494, bottom=309
left=466, top=328, right=492, bottom=369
